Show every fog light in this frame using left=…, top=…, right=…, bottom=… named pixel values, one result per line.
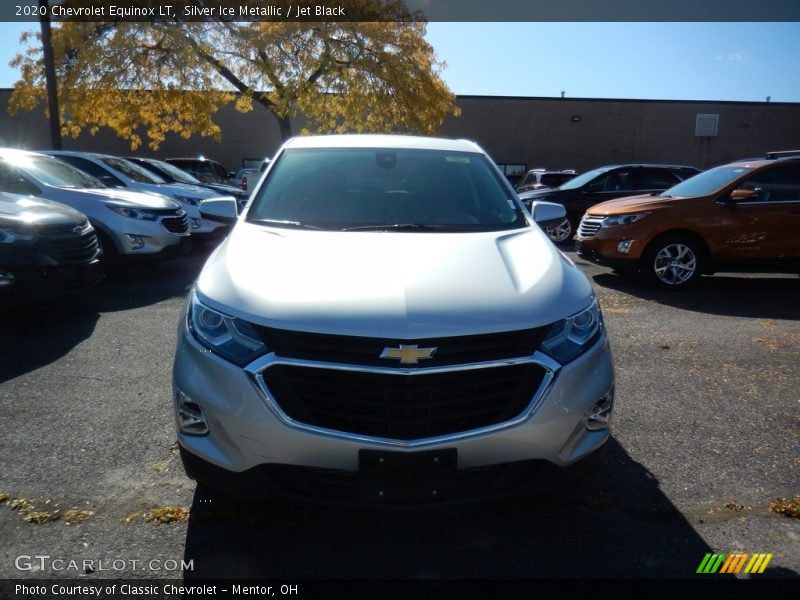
left=587, top=388, right=614, bottom=431
left=176, top=389, right=209, bottom=435
left=616, top=240, right=634, bottom=254
left=191, top=218, right=202, bottom=230
left=126, top=234, right=145, bottom=250
left=0, top=270, right=15, bottom=287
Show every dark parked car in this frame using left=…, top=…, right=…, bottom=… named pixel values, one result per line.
left=165, top=157, right=235, bottom=185
left=518, top=164, right=701, bottom=244
left=126, top=157, right=248, bottom=210
left=0, top=191, right=102, bottom=301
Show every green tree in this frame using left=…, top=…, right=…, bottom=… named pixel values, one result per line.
left=9, top=3, right=460, bottom=149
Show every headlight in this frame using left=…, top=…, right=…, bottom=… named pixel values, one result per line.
left=541, top=298, right=603, bottom=363
left=0, top=226, right=36, bottom=244
left=106, top=204, right=160, bottom=221
left=188, top=293, right=268, bottom=366
left=600, top=212, right=651, bottom=228
left=173, top=195, right=199, bottom=207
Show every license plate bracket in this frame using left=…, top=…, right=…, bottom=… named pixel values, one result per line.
left=358, top=448, right=457, bottom=503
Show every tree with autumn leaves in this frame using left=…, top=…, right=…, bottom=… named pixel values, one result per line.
left=9, top=2, right=460, bottom=149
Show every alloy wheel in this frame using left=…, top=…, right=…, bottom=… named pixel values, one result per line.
left=653, top=243, right=697, bottom=285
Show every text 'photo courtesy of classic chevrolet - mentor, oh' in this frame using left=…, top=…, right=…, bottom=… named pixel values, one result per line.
left=172, top=135, right=615, bottom=506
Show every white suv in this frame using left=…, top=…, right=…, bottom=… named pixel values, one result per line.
left=172, top=135, right=615, bottom=505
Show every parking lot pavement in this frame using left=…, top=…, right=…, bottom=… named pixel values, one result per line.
left=1, top=246, right=798, bottom=579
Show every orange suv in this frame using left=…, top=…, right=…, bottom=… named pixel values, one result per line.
left=575, top=151, right=800, bottom=289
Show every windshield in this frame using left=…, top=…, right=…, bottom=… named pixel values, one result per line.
left=247, top=148, right=528, bottom=232
left=557, top=167, right=610, bottom=190
left=147, top=159, right=202, bottom=185
left=15, top=155, right=105, bottom=188
left=101, top=157, right=166, bottom=184
left=660, top=166, right=752, bottom=198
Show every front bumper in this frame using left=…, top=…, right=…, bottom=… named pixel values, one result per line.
left=173, top=319, right=615, bottom=504
left=100, top=212, right=191, bottom=257
left=575, top=239, right=639, bottom=271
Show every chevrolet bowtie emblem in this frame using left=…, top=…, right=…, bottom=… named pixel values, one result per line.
left=380, top=344, right=437, bottom=364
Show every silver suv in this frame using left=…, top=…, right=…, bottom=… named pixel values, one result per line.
left=172, top=135, right=615, bottom=505
left=0, top=149, right=190, bottom=265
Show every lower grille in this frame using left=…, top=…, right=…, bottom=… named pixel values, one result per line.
left=262, top=363, right=547, bottom=440
left=578, top=215, right=604, bottom=238
left=43, top=228, right=100, bottom=263
left=161, top=213, right=190, bottom=234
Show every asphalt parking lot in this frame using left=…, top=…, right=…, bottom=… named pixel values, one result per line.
left=1, top=243, right=798, bottom=581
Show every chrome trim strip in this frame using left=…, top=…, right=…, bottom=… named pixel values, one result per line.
left=244, top=352, right=561, bottom=448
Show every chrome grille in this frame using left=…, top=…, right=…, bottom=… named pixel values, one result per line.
left=261, top=363, right=548, bottom=441
left=160, top=209, right=190, bottom=234
left=578, top=215, right=605, bottom=238
left=42, top=222, right=99, bottom=263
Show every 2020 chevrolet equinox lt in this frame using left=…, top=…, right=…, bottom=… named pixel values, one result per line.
left=173, top=135, right=615, bottom=505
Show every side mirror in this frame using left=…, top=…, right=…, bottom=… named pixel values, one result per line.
left=726, top=188, right=759, bottom=203
left=530, top=201, right=567, bottom=225
left=199, top=198, right=238, bottom=224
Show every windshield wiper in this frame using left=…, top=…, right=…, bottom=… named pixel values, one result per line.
left=249, top=218, right=322, bottom=230
left=340, top=223, right=488, bottom=232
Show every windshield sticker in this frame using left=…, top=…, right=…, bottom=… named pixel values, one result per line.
left=445, top=156, right=471, bottom=164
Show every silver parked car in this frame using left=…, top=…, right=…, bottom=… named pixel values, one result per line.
left=0, top=149, right=190, bottom=264
left=42, top=151, right=232, bottom=238
left=173, top=135, right=615, bottom=505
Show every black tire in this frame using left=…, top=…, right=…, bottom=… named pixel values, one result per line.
left=545, top=215, right=575, bottom=245
left=95, top=229, right=120, bottom=274
left=641, top=233, right=705, bottom=290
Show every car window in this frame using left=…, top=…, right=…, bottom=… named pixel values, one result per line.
left=247, top=148, right=527, bottom=231
left=0, top=162, right=41, bottom=195
left=587, top=170, right=633, bottom=193
left=101, top=157, right=165, bottom=184
left=52, top=156, right=125, bottom=187
left=147, top=160, right=202, bottom=185
left=636, top=168, right=679, bottom=190
left=661, top=166, right=752, bottom=198
left=558, top=167, right=609, bottom=190
left=737, top=164, right=800, bottom=203
left=22, top=156, right=104, bottom=189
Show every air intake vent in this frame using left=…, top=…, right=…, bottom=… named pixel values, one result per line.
left=695, top=114, right=719, bottom=137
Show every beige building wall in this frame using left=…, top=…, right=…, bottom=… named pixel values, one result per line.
left=1, top=89, right=798, bottom=172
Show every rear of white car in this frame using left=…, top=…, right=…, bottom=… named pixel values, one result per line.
left=173, top=135, right=614, bottom=505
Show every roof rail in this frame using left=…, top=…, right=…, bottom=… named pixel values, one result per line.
left=765, top=150, right=800, bottom=159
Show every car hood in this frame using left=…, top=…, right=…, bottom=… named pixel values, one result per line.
left=157, top=182, right=229, bottom=199
left=196, top=223, right=594, bottom=338
left=0, top=193, right=86, bottom=225
left=517, top=188, right=563, bottom=202
left=67, top=187, right=180, bottom=210
left=586, top=193, right=687, bottom=215
left=205, top=182, right=248, bottom=197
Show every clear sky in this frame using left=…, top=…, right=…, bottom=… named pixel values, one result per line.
left=1, top=21, right=799, bottom=103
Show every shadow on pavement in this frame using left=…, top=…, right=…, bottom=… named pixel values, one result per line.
left=591, top=272, right=800, bottom=321
left=180, top=438, right=750, bottom=579
left=0, top=247, right=208, bottom=383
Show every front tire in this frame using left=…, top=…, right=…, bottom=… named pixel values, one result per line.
left=545, top=216, right=575, bottom=245
left=641, top=234, right=704, bottom=289
left=95, top=230, right=120, bottom=273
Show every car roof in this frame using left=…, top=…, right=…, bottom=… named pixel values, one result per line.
left=0, top=147, right=49, bottom=160
left=726, top=156, right=800, bottom=168
left=283, top=134, right=484, bottom=153
left=595, top=163, right=699, bottom=170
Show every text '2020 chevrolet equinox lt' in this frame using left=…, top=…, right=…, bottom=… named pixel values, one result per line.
left=173, top=135, right=615, bottom=505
